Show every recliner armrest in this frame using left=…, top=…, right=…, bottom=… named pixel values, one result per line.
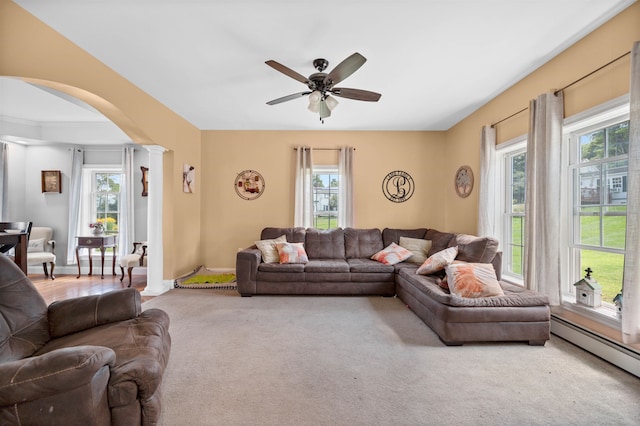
left=0, top=346, right=115, bottom=406
left=48, top=288, right=142, bottom=338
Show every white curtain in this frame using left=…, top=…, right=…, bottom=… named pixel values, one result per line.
left=118, top=146, right=135, bottom=257
left=66, top=147, right=84, bottom=265
left=523, top=92, right=564, bottom=306
left=621, top=41, right=640, bottom=344
left=478, top=125, right=496, bottom=237
left=294, top=146, right=314, bottom=228
left=0, top=142, right=7, bottom=220
left=338, top=146, right=354, bottom=228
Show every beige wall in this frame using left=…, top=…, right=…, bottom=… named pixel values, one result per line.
left=0, top=0, right=202, bottom=278
left=201, top=131, right=446, bottom=268
left=443, top=2, right=640, bottom=235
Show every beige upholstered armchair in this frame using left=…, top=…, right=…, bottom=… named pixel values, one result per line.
left=27, top=227, right=56, bottom=280
left=119, top=241, right=147, bottom=287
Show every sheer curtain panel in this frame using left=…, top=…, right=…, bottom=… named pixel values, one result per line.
left=338, top=147, right=354, bottom=228
left=622, top=41, right=640, bottom=344
left=66, top=148, right=84, bottom=265
left=523, top=92, right=564, bottom=306
left=294, top=146, right=314, bottom=228
left=478, top=125, right=496, bottom=237
left=118, top=147, right=135, bottom=258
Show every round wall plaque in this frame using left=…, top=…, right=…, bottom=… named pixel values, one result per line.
left=234, top=170, right=265, bottom=200
left=382, top=170, right=414, bottom=203
left=454, top=165, right=474, bottom=198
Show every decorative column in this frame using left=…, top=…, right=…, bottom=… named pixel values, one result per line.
left=142, top=145, right=171, bottom=295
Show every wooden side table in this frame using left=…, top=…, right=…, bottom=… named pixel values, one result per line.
left=76, top=235, right=118, bottom=279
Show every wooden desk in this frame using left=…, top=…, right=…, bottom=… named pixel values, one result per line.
left=0, top=232, right=27, bottom=274
left=75, top=235, right=117, bottom=279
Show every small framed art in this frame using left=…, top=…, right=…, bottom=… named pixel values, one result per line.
left=41, top=170, right=62, bottom=193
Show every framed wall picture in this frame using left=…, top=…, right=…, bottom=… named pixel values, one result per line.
left=141, top=166, right=149, bottom=196
left=41, top=170, right=62, bottom=193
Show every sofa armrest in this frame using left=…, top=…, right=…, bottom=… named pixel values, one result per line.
left=0, top=346, right=115, bottom=406
left=236, top=248, right=261, bottom=295
left=48, top=288, right=142, bottom=338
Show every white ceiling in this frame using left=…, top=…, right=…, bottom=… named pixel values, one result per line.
left=4, top=0, right=637, bottom=133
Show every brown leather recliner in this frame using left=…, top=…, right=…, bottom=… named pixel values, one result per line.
left=0, top=255, right=171, bottom=425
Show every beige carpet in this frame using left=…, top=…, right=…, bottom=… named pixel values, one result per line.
left=143, top=289, right=640, bottom=426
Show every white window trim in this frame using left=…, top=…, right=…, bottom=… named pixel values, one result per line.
left=561, top=94, right=630, bottom=328
left=79, top=165, right=122, bottom=259
left=312, top=165, right=340, bottom=229
left=496, top=134, right=527, bottom=286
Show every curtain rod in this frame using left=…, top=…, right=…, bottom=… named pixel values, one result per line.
left=491, top=50, right=631, bottom=128
left=293, top=147, right=355, bottom=151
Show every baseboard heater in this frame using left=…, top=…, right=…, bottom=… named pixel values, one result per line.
left=551, top=315, right=640, bottom=378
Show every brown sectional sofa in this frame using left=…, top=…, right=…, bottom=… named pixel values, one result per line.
left=237, top=227, right=550, bottom=346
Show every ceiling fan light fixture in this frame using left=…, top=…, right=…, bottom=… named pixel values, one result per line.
left=308, top=90, right=322, bottom=113
left=325, top=95, right=338, bottom=111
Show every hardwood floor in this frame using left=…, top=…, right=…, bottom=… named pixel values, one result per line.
left=30, top=272, right=154, bottom=305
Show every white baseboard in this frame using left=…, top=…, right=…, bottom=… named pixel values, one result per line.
left=551, top=316, right=640, bottom=378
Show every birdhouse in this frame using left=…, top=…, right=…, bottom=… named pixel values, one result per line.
left=573, top=268, right=601, bottom=308
left=613, top=291, right=623, bottom=318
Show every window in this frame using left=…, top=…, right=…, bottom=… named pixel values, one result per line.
left=312, top=166, right=339, bottom=229
left=80, top=166, right=123, bottom=241
left=568, top=117, right=629, bottom=311
left=92, top=171, right=122, bottom=233
left=497, top=138, right=527, bottom=282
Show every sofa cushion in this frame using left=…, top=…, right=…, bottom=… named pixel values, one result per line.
left=258, top=262, right=305, bottom=273
left=276, top=242, right=309, bottom=264
left=344, top=228, right=384, bottom=259
left=416, top=246, right=458, bottom=275
left=399, top=237, right=432, bottom=265
left=347, top=258, right=395, bottom=273
left=305, top=228, right=345, bottom=259
left=382, top=228, right=428, bottom=247
left=304, top=259, right=349, bottom=273
left=398, top=267, right=549, bottom=308
left=371, top=243, right=413, bottom=265
left=451, top=233, right=500, bottom=263
left=260, top=227, right=306, bottom=243
left=255, top=235, right=286, bottom=263
left=445, top=262, right=504, bottom=298
left=425, top=229, right=456, bottom=256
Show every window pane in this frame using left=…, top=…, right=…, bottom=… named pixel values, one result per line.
left=105, top=214, right=118, bottom=232
left=603, top=206, right=626, bottom=249
left=107, top=194, right=119, bottom=212
left=579, top=207, right=601, bottom=246
left=510, top=152, right=525, bottom=212
left=107, top=174, right=121, bottom=192
left=604, top=160, right=628, bottom=205
left=509, top=216, right=524, bottom=275
left=579, top=164, right=600, bottom=205
left=606, top=121, right=629, bottom=157
left=580, top=249, right=623, bottom=303
left=95, top=194, right=107, bottom=213
left=579, top=129, right=604, bottom=162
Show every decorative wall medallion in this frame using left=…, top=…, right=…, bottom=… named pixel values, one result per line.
left=454, top=165, right=474, bottom=198
left=382, top=170, right=414, bottom=203
left=234, top=170, right=265, bottom=200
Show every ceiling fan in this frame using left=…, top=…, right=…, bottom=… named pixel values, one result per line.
left=265, top=52, right=381, bottom=122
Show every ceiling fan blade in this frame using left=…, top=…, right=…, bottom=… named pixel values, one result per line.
left=331, top=87, right=381, bottom=102
left=266, top=91, right=311, bottom=105
left=324, top=53, right=366, bottom=86
left=319, top=100, right=331, bottom=119
left=265, top=60, right=310, bottom=84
